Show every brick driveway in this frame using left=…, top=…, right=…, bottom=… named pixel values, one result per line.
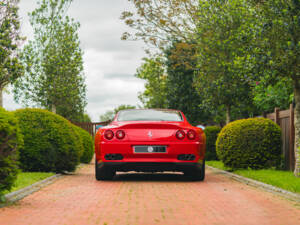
left=0, top=163, right=300, bottom=225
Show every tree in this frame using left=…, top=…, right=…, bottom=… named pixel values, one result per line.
left=13, top=0, right=86, bottom=121
left=165, top=41, right=210, bottom=124
left=195, top=0, right=259, bottom=124
left=135, top=57, right=168, bottom=108
left=121, top=0, right=198, bottom=49
left=100, top=105, right=136, bottom=122
left=0, top=0, right=23, bottom=107
left=250, top=0, right=300, bottom=176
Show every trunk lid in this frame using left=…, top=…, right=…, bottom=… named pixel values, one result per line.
left=116, top=122, right=183, bottom=142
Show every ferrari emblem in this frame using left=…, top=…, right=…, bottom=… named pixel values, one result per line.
left=148, top=131, right=153, bottom=138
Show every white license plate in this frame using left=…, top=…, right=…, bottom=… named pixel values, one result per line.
left=133, top=146, right=167, bottom=153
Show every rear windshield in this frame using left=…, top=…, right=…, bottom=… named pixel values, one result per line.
left=117, top=109, right=183, bottom=122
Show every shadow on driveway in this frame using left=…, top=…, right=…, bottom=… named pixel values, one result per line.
left=112, top=172, right=194, bottom=182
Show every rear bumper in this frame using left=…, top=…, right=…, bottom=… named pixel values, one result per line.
left=96, top=162, right=203, bottom=172
left=96, top=141, right=205, bottom=163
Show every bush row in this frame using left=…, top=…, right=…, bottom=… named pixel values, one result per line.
left=0, top=108, right=94, bottom=197
left=72, top=124, right=94, bottom=164
left=204, top=126, right=221, bottom=161
left=15, top=108, right=94, bottom=172
left=0, top=108, right=23, bottom=199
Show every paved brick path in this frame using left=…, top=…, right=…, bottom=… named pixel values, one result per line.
left=1, top=163, right=300, bottom=225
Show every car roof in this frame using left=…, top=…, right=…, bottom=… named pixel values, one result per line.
left=119, top=108, right=181, bottom=112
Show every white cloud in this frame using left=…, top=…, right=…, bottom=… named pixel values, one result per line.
left=83, top=49, right=145, bottom=120
left=3, top=0, right=147, bottom=121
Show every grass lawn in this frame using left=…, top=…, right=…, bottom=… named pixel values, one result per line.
left=206, top=161, right=300, bottom=194
left=4, top=172, right=55, bottom=195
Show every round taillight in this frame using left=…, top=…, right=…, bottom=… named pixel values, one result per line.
left=104, top=130, right=114, bottom=140
left=187, top=130, right=196, bottom=140
left=176, top=130, right=185, bottom=140
left=116, top=130, right=125, bottom=139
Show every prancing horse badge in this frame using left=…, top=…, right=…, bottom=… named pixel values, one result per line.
left=148, top=131, right=153, bottom=138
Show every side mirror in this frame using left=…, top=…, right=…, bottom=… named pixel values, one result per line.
left=196, top=125, right=205, bottom=130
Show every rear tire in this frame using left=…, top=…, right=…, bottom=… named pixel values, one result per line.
left=95, top=159, right=115, bottom=181
left=184, top=160, right=205, bottom=181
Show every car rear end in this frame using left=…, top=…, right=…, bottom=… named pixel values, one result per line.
left=95, top=109, right=206, bottom=180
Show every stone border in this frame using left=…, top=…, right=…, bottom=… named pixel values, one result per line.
left=207, top=165, right=300, bottom=203
left=0, top=174, right=62, bottom=208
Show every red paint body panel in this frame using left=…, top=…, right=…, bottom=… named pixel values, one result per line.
left=95, top=110, right=206, bottom=167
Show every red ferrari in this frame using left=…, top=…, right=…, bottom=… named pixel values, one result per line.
left=94, top=109, right=206, bottom=181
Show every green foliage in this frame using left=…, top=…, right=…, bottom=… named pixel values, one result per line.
left=72, top=125, right=94, bottom=163
left=79, top=128, right=94, bottom=163
left=135, top=42, right=212, bottom=124
left=253, top=77, right=293, bottom=113
left=165, top=42, right=211, bottom=124
left=14, top=108, right=81, bottom=173
left=251, top=0, right=300, bottom=81
left=0, top=0, right=24, bottom=106
left=80, top=113, right=92, bottom=123
left=216, top=118, right=281, bottom=169
left=196, top=0, right=259, bottom=124
left=13, top=0, right=86, bottom=121
left=121, top=0, right=198, bottom=49
left=135, top=57, right=168, bottom=109
left=250, top=0, right=300, bottom=175
left=100, top=105, right=136, bottom=121
left=204, top=126, right=221, bottom=161
left=71, top=125, right=84, bottom=160
left=0, top=107, right=22, bottom=198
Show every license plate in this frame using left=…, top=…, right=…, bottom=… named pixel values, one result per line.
left=134, top=146, right=167, bottom=153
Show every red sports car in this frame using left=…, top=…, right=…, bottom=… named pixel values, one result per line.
left=94, top=109, right=206, bottom=181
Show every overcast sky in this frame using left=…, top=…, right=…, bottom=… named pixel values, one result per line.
left=3, top=0, right=146, bottom=121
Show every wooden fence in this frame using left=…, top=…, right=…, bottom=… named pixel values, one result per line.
left=264, top=104, right=295, bottom=171
left=73, top=121, right=110, bottom=137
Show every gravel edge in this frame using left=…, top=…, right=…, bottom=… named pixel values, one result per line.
left=207, top=165, right=300, bottom=203
left=0, top=174, right=62, bottom=208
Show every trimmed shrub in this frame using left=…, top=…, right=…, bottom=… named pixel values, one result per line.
left=14, top=108, right=81, bottom=173
left=216, top=118, right=281, bottom=170
left=71, top=125, right=84, bottom=160
left=72, top=125, right=94, bottom=163
left=204, top=126, right=221, bottom=160
left=0, top=108, right=23, bottom=198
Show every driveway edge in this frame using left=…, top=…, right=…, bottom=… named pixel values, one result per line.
left=207, top=165, right=300, bottom=203
left=0, top=174, right=62, bottom=208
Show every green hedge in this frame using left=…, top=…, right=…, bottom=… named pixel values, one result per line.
left=0, top=108, right=23, bottom=199
left=72, top=125, right=94, bottom=163
left=204, top=126, right=221, bottom=160
left=71, top=125, right=84, bottom=160
left=79, top=129, right=94, bottom=163
left=15, top=108, right=81, bottom=173
left=216, top=118, right=281, bottom=170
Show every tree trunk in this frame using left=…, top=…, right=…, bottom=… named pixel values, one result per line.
left=294, top=83, right=300, bottom=176
left=51, top=104, right=56, bottom=114
left=226, top=105, right=231, bottom=124
left=0, top=87, right=3, bottom=108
